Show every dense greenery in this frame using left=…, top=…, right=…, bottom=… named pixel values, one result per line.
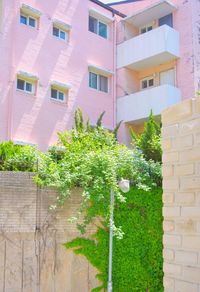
left=0, top=111, right=161, bottom=237
left=0, top=141, right=39, bottom=171
left=35, top=110, right=161, bottom=236
left=65, top=188, right=163, bottom=292
left=130, top=111, right=162, bottom=163
left=0, top=110, right=163, bottom=291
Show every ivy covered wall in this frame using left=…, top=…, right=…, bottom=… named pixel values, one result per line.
left=66, top=188, right=163, bottom=292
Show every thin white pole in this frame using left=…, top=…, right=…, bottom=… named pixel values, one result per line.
left=108, top=189, right=114, bottom=292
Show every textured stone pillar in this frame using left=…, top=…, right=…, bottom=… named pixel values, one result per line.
left=162, top=98, right=200, bottom=292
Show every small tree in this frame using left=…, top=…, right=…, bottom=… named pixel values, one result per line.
left=130, top=111, right=162, bottom=162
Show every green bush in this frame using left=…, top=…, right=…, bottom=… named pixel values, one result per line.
left=0, top=141, right=39, bottom=172
left=130, top=111, right=162, bottom=163
left=4, top=145, right=39, bottom=172
left=65, top=187, right=163, bottom=292
left=0, top=141, right=21, bottom=170
left=36, top=110, right=161, bottom=236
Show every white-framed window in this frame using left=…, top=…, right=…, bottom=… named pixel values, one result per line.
left=52, top=25, right=68, bottom=41
left=17, top=78, right=35, bottom=94
left=89, top=72, right=108, bottom=93
left=89, top=16, right=108, bottom=39
left=51, top=87, right=65, bottom=102
left=140, top=76, right=155, bottom=90
left=140, top=23, right=153, bottom=34
left=20, top=14, right=37, bottom=28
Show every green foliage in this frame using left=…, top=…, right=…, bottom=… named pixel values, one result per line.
left=0, top=141, right=39, bottom=171
left=130, top=111, right=162, bottom=162
left=65, top=188, right=163, bottom=292
left=0, top=141, right=19, bottom=170
left=4, top=145, right=39, bottom=172
left=113, top=120, right=122, bottom=140
left=75, top=108, right=84, bottom=133
left=96, top=111, right=106, bottom=128
left=0, top=110, right=163, bottom=290
left=36, top=111, right=161, bottom=236
left=37, top=126, right=130, bottom=235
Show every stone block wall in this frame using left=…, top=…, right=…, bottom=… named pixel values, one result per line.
left=0, top=172, right=99, bottom=292
left=162, top=97, right=200, bottom=291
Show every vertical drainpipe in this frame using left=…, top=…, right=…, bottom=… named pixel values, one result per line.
left=112, top=13, right=117, bottom=130
left=7, top=0, right=15, bottom=140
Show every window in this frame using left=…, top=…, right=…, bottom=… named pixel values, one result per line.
left=51, top=88, right=65, bottom=102
left=20, top=14, right=36, bottom=28
left=99, top=75, right=108, bottom=93
left=89, top=72, right=98, bottom=90
left=52, top=25, right=68, bottom=41
left=17, top=78, right=34, bottom=93
left=89, top=72, right=108, bottom=93
left=140, top=76, right=154, bottom=90
left=159, top=14, right=173, bottom=28
left=89, top=16, right=108, bottom=39
left=140, top=24, right=153, bottom=34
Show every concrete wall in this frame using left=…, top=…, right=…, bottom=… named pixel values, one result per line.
left=162, top=97, right=200, bottom=291
left=0, top=172, right=100, bottom=292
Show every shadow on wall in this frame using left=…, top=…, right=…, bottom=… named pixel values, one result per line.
left=8, top=1, right=86, bottom=149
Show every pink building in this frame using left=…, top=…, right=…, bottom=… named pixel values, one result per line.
left=0, top=0, right=199, bottom=149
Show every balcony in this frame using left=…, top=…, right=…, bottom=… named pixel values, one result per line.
left=117, top=84, right=181, bottom=123
left=117, top=25, right=180, bottom=71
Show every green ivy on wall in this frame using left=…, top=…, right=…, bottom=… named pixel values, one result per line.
left=65, top=187, right=163, bottom=292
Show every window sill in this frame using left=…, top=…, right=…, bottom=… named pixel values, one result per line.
left=88, top=30, right=109, bottom=41
left=140, top=85, right=156, bottom=91
left=16, top=89, right=35, bottom=96
left=52, top=35, right=68, bottom=43
left=20, top=23, right=38, bottom=30
left=50, top=98, right=67, bottom=105
left=89, top=87, right=109, bottom=94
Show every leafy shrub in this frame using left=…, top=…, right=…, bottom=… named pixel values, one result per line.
left=0, top=141, right=21, bottom=170
left=36, top=111, right=161, bottom=236
left=0, top=141, right=39, bottom=172
left=65, top=188, right=163, bottom=292
left=4, top=145, right=39, bottom=172
left=130, top=111, right=162, bottom=162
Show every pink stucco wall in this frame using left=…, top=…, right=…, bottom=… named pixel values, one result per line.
left=192, top=0, right=200, bottom=94
left=0, top=0, right=117, bottom=150
left=0, top=0, right=199, bottom=149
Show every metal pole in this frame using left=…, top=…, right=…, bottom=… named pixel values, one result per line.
left=108, top=189, right=114, bottom=292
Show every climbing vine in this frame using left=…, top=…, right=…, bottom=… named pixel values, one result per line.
left=36, top=110, right=161, bottom=237
left=65, top=188, right=163, bottom=292
left=0, top=109, right=163, bottom=290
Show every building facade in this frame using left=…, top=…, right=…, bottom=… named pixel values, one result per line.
left=0, top=0, right=199, bottom=149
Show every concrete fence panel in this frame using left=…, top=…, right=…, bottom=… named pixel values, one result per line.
left=0, top=172, right=99, bottom=292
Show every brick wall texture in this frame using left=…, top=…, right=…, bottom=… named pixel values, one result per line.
left=0, top=172, right=99, bottom=292
left=162, top=97, right=200, bottom=292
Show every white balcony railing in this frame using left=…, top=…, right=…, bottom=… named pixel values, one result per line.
left=117, top=84, right=181, bottom=123
left=117, top=25, right=180, bottom=71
